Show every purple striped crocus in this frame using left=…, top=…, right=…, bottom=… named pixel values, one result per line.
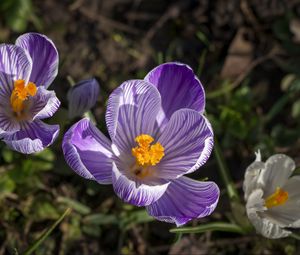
left=0, top=33, right=60, bottom=154
left=63, top=62, right=219, bottom=226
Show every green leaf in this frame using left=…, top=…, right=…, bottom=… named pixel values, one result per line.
left=4, top=0, right=33, bottom=32
left=265, top=93, right=290, bottom=123
left=121, top=210, right=154, bottom=230
left=281, top=74, right=297, bottom=91
left=57, top=196, right=91, bottom=215
left=82, top=224, right=101, bottom=237
left=33, top=201, right=60, bottom=221
left=2, top=147, right=13, bottom=163
left=196, top=30, right=210, bottom=47
left=82, top=213, right=118, bottom=225
left=31, top=149, right=55, bottom=171
left=292, top=100, right=300, bottom=118
left=0, top=174, right=15, bottom=198
left=170, top=222, right=246, bottom=234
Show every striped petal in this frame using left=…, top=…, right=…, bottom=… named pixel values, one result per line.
left=62, top=118, right=113, bottom=184
left=146, top=177, right=219, bottom=226
left=112, top=161, right=169, bottom=206
left=1, top=119, right=59, bottom=154
left=106, top=80, right=161, bottom=155
left=29, top=87, right=60, bottom=120
left=156, top=109, right=213, bottom=179
left=67, top=78, right=100, bottom=119
left=0, top=108, right=20, bottom=134
left=16, top=33, right=58, bottom=88
left=144, top=62, right=205, bottom=129
left=0, top=44, right=32, bottom=98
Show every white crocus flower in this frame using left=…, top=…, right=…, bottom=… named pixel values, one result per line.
left=243, top=151, right=300, bottom=239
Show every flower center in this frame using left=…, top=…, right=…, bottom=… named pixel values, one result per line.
left=265, top=187, right=288, bottom=209
left=132, top=134, right=164, bottom=167
left=10, top=79, right=37, bottom=116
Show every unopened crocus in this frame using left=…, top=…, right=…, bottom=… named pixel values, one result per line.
left=0, top=33, right=60, bottom=153
left=244, top=151, right=300, bottom=238
left=63, top=62, right=219, bottom=226
left=67, top=78, right=100, bottom=119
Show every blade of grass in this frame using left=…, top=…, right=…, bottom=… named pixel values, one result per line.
left=173, top=233, right=182, bottom=243
left=214, top=138, right=240, bottom=202
left=214, top=138, right=253, bottom=230
left=170, top=222, right=245, bottom=234
left=23, top=208, right=72, bottom=255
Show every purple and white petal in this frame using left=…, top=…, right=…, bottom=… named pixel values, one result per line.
left=16, top=33, right=58, bottom=88
left=67, top=78, right=100, bottom=119
left=146, top=177, right=219, bottom=226
left=260, top=154, right=295, bottom=197
left=0, top=108, right=21, bottom=135
left=0, top=44, right=32, bottom=98
left=155, top=109, right=213, bottom=179
left=112, top=162, right=169, bottom=206
left=62, top=118, right=113, bottom=184
left=144, top=62, right=205, bottom=129
left=28, top=86, right=60, bottom=120
left=1, top=119, right=59, bottom=154
left=106, top=80, right=161, bottom=154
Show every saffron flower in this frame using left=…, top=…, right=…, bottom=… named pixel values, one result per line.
left=0, top=33, right=60, bottom=153
left=67, top=78, right=100, bottom=119
left=63, top=62, right=219, bottom=226
left=244, top=151, right=300, bottom=238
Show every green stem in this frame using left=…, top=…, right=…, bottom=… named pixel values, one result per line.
left=66, top=76, right=76, bottom=86
left=170, top=222, right=245, bottom=234
left=214, top=139, right=253, bottom=230
left=214, top=139, right=240, bottom=202
left=23, top=208, right=72, bottom=255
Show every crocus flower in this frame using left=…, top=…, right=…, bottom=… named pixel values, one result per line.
left=0, top=33, right=60, bottom=153
left=63, top=62, right=219, bottom=226
left=243, top=151, right=300, bottom=238
left=67, top=78, right=99, bottom=119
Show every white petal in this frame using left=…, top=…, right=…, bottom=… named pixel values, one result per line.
left=243, top=160, right=265, bottom=201
left=266, top=176, right=300, bottom=228
left=246, top=189, right=291, bottom=239
left=260, top=154, right=295, bottom=197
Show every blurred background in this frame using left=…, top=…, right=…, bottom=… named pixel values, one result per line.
left=0, top=0, right=300, bottom=254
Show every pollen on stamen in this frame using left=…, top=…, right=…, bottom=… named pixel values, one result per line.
left=265, top=187, right=288, bottom=209
left=132, top=134, right=165, bottom=167
left=26, top=82, right=37, bottom=96
left=10, top=79, right=37, bottom=115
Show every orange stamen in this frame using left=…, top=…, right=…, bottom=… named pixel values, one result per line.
left=10, top=79, right=37, bottom=115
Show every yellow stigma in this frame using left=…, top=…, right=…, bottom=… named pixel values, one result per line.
left=132, top=134, right=164, bottom=167
left=10, top=79, right=37, bottom=115
left=265, top=187, right=288, bottom=209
